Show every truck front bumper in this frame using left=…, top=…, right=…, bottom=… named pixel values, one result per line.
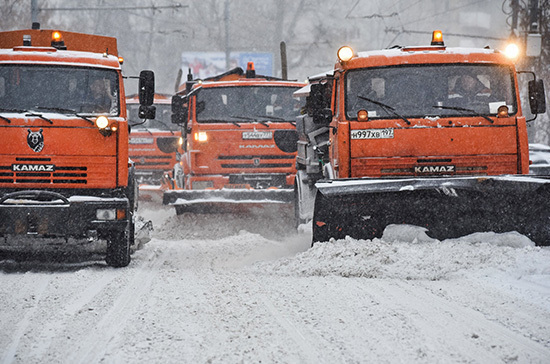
left=0, top=190, right=129, bottom=240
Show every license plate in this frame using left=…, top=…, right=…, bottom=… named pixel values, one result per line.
left=351, top=128, right=394, bottom=140
left=242, top=131, right=272, bottom=140
left=129, top=137, right=154, bottom=144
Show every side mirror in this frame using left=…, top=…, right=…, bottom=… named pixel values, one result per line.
left=307, top=82, right=332, bottom=125
left=528, top=79, right=546, bottom=114
left=313, top=108, right=333, bottom=125
left=171, top=95, right=188, bottom=124
left=139, top=105, right=156, bottom=120
left=139, top=70, right=155, bottom=106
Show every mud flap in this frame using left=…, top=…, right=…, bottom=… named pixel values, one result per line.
left=312, top=176, right=550, bottom=246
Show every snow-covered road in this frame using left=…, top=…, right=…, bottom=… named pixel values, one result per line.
left=1, top=202, right=550, bottom=363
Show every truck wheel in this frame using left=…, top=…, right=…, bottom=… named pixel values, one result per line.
left=105, top=230, right=131, bottom=267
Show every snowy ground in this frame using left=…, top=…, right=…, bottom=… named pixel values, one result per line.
left=1, top=201, right=550, bottom=363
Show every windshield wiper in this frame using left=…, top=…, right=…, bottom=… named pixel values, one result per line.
left=432, top=105, right=494, bottom=124
left=200, top=117, right=242, bottom=127
left=357, top=95, right=411, bottom=125
left=0, top=108, right=29, bottom=123
left=152, top=119, right=176, bottom=135
left=34, top=106, right=94, bottom=124
left=252, top=114, right=297, bottom=126
left=25, top=112, right=53, bottom=124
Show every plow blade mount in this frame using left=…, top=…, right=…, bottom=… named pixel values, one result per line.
left=163, top=188, right=293, bottom=214
left=313, top=176, right=550, bottom=246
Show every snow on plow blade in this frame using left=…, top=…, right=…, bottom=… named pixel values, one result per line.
left=313, top=176, right=550, bottom=246
left=163, top=188, right=293, bottom=214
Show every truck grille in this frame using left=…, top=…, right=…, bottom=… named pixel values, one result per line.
left=130, top=155, right=173, bottom=167
left=0, top=162, right=87, bottom=184
left=218, top=155, right=294, bottom=169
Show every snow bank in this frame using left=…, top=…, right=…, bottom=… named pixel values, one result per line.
left=251, top=225, right=550, bottom=281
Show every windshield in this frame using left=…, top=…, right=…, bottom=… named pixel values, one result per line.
left=127, top=103, right=178, bottom=131
left=345, top=64, right=516, bottom=120
left=0, top=65, right=119, bottom=116
left=195, top=86, right=302, bottom=123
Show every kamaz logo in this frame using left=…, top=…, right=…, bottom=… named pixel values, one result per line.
left=12, top=164, right=55, bottom=172
left=239, top=145, right=275, bottom=149
left=414, top=165, right=455, bottom=174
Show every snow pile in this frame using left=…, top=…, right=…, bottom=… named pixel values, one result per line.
left=150, top=205, right=296, bottom=241
left=251, top=225, right=550, bottom=281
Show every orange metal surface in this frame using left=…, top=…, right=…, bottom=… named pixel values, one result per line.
left=0, top=29, right=128, bottom=190
left=329, top=46, right=528, bottom=179
left=176, top=76, right=304, bottom=191
left=0, top=29, right=118, bottom=56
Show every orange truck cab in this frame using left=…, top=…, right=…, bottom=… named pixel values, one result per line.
left=126, top=93, right=179, bottom=200
left=0, top=26, right=155, bottom=266
left=295, top=31, right=549, bottom=244
left=164, top=64, right=305, bottom=213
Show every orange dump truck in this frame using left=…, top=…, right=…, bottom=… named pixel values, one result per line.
left=294, top=31, right=549, bottom=244
left=164, top=64, right=305, bottom=214
left=126, top=93, right=179, bottom=200
left=0, top=26, right=155, bottom=266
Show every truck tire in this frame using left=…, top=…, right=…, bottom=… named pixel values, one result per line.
left=105, top=229, right=131, bottom=267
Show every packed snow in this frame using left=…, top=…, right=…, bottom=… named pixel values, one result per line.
left=1, top=201, right=549, bottom=363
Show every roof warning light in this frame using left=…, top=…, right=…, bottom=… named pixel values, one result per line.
left=431, top=30, right=444, bottom=46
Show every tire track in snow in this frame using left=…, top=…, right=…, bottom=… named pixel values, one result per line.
left=1, top=275, right=51, bottom=364
left=65, top=247, right=170, bottom=364
left=258, top=291, right=324, bottom=363
left=365, top=279, right=550, bottom=362
left=26, top=272, right=120, bottom=359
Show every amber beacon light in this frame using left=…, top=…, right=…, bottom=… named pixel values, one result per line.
left=431, top=30, right=444, bottom=46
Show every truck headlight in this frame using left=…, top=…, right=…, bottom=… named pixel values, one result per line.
left=96, top=209, right=116, bottom=220
left=96, top=115, right=109, bottom=129
left=194, top=132, right=208, bottom=142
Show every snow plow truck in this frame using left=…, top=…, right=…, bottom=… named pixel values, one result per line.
left=0, top=26, right=156, bottom=266
left=164, top=64, right=305, bottom=214
left=294, top=31, right=550, bottom=245
left=127, top=93, right=179, bottom=202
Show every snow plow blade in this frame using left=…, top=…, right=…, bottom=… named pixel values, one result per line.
left=312, top=176, right=550, bottom=246
left=163, top=188, right=293, bottom=214
left=138, top=184, right=164, bottom=204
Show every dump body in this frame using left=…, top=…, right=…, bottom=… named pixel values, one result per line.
left=295, top=37, right=549, bottom=244
left=127, top=94, right=179, bottom=201
left=0, top=28, right=153, bottom=266
left=164, top=67, right=305, bottom=213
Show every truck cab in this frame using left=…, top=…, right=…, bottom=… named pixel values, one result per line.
left=296, top=31, right=549, bottom=244
left=164, top=64, right=305, bottom=213
left=0, top=27, right=155, bottom=266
